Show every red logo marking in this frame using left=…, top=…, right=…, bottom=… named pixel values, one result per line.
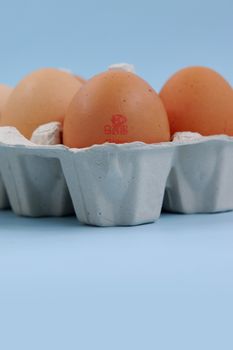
left=104, top=114, right=128, bottom=136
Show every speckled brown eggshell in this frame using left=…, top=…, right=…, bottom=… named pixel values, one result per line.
left=159, top=66, right=233, bottom=136
left=63, top=70, right=170, bottom=148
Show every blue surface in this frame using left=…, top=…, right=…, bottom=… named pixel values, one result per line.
left=0, top=210, right=233, bottom=350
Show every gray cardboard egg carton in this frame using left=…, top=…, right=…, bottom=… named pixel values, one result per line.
left=0, top=127, right=233, bottom=226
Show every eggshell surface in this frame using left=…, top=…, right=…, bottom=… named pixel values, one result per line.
left=75, top=75, right=86, bottom=84
left=0, top=84, right=13, bottom=119
left=1, top=68, right=82, bottom=138
left=63, top=70, right=170, bottom=148
left=159, top=66, right=233, bottom=136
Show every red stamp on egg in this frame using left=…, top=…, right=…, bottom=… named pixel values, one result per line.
left=104, top=114, right=128, bottom=136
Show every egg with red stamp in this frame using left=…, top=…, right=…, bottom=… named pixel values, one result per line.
left=63, top=70, right=170, bottom=148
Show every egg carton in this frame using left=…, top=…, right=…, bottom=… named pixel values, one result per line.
left=0, top=126, right=233, bottom=226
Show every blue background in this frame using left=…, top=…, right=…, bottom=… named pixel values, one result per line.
left=0, top=1, right=233, bottom=349
left=0, top=0, right=232, bottom=90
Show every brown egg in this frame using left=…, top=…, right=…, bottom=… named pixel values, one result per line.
left=0, top=84, right=13, bottom=120
left=1, top=68, right=82, bottom=138
left=58, top=68, right=86, bottom=84
left=159, top=66, right=233, bottom=136
left=63, top=70, right=170, bottom=148
left=75, top=75, right=86, bottom=84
